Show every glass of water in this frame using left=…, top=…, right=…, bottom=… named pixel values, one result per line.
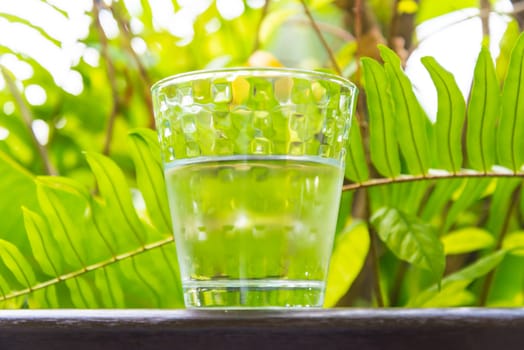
left=152, top=68, right=357, bottom=308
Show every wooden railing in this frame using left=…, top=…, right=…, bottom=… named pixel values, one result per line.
left=1, top=309, right=523, bottom=349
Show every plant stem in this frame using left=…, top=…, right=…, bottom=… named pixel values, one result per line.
left=481, top=0, right=491, bottom=40
left=252, top=0, right=272, bottom=54
left=299, top=0, right=342, bottom=75
left=0, top=66, right=57, bottom=176
left=92, top=0, right=121, bottom=155
left=478, top=185, right=521, bottom=306
left=369, top=227, right=385, bottom=307
left=342, top=171, right=524, bottom=192
left=110, top=2, right=155, bottom=128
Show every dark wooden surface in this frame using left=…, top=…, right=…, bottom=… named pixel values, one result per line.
left=1, top=309, right=523, bottom=349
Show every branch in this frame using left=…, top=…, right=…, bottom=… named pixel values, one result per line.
left=299, top=0, right=342, bottom=75
left=252, top=0, right=272, bottom=53
left=343, top=171, right=524, bottom=192
left=92, top=0, right=121, bottom=155
left=511, top=0, right=524, bottom=30
left=481, top=0, right=491, bottom=40
left=0, top=66, right=57, bottom=175
left=110, top=2, right=155, bottom=128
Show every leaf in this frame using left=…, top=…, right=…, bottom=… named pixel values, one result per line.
left=0, top=150, right=38, bottom=250
left=421, top=56, right=466, bottom=173
left=416, top=0, right=477, bottom=24
left=467, top=47, right=500, bottom=172
left=408, top=250, right=506, bottom=306
left=65, top=276, right=99, bottom=308
left=22, top=207, right=63, bottom=277
left=444, top=178, right=492, bottom=232
left=496, top=20, right=520, bottom=84
left=503, top=231, right=524, bottom=256
left=36, top=177, right=91, bottom=270
left=128, top=129, right=171, bottom=234
left=420, top=178, right=463, bottom=221
left=28, top=285, right=59, bottom=308
left=361, top=57, right=400, bottom=178
left=324, top=220, right=370, bottom=307
left=441, top=228, right=495, bottom=255
left=485, top=179, right=521, bottom=236
left=344, top=117, right=369, bottom=182
left=379, top=45, right=430, bottom=175
left=95, top=266, right=126, bottom=308
left=371, top=207, right=445, bottom=283
left=0, top=239, right=36, bottom=289
left=487, top=254, right=524, bottom=306
left=497, top=31, right=524, bottom=172
left=85, top=152, right=148, bottom=245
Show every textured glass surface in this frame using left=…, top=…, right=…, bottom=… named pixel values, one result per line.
left=152, top=68, right=357, bottom=164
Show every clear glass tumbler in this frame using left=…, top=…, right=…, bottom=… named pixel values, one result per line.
left=152, top=68, right=358, bottom=308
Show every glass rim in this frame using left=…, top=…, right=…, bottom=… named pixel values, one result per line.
left=151, top=67, right=357, bottom=94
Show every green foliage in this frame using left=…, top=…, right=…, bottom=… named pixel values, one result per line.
left=0, top=0, right=523, bottom=309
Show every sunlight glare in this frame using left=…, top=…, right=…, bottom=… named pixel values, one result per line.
left=25, top=84, right=47, bottom=106
left=216, top=0, right=245, bottom=20
left=3, top=102, right=15, bottom=115
left=32, top=119, right=50, bottom=146
left=0, top=127, right=9, bottom=141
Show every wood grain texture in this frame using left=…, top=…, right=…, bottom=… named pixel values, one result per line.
left=1, top=309, right=523, bottom=350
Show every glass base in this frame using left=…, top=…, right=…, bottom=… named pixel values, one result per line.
left=183, top=279, right=325, bottom=308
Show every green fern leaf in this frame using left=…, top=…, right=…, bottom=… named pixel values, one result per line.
left=0, top=239, right=36, bottom=290
left=467, top=47, right=500, bottom=172
left=498, top=32, right=524, bottom=172
left=129, top=129, right=172, bottom=234
left=22, top=207, right=63, bottom=277
left=371, top=207, right=445, bottom=283
left=422, top=56, right=466, bottom=173
left=379, top=45, right=430, bottom=175
left=361, top=57, right=400, bottom=178
left=345, top=117, right=369, bottom=182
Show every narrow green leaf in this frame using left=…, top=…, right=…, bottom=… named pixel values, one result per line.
left=85, top=152, right=148, bottom=245
left=22, top=207, right=63, bottom=277
left=36, top=177, right=91, bottom=269
left=497, top=31, right=524, bottom=172
left=421, top=56, right=466, bottom=173
left=65, top=276, right=99, bottom=308
left=344, top=117, right=369, bottom=182
left=379, top=45, right=430, bottom=175
left=371, top=207, right=445, bottom=283
left=485, top=179, right=521, bottom=236
left=324, top=220, right=370, bottom=307
left=441, top=228, right=495, bottom=255
left=420, top=178, right=463, bottom=221
left=28, top=285, right=59, bottom=308
left=128, top=129, right=172, bottom=234
left=444, top=178, right=491, bottom=232
left=0, top=149, right=37, bottom=251
left=0, top=13, right=61, bottom=46
left=467, top=47, right=500, bottom=172
left=408, top=250, right=506, bottom=306
left=389, top=181, right=429, bottom=215
left=95, top=266, right=126, bottom=308
left=487, top=254, right=524, bottom=306
left=361, top=58, right=400, bottom=178
left=0, top=239, right=36, bottom=289
left=503, top=231, right=524, bottom=256
left=417, top=280, right=475, bottom=307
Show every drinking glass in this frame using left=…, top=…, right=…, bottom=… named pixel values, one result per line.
left=152, top=68, right=358, bottom=308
